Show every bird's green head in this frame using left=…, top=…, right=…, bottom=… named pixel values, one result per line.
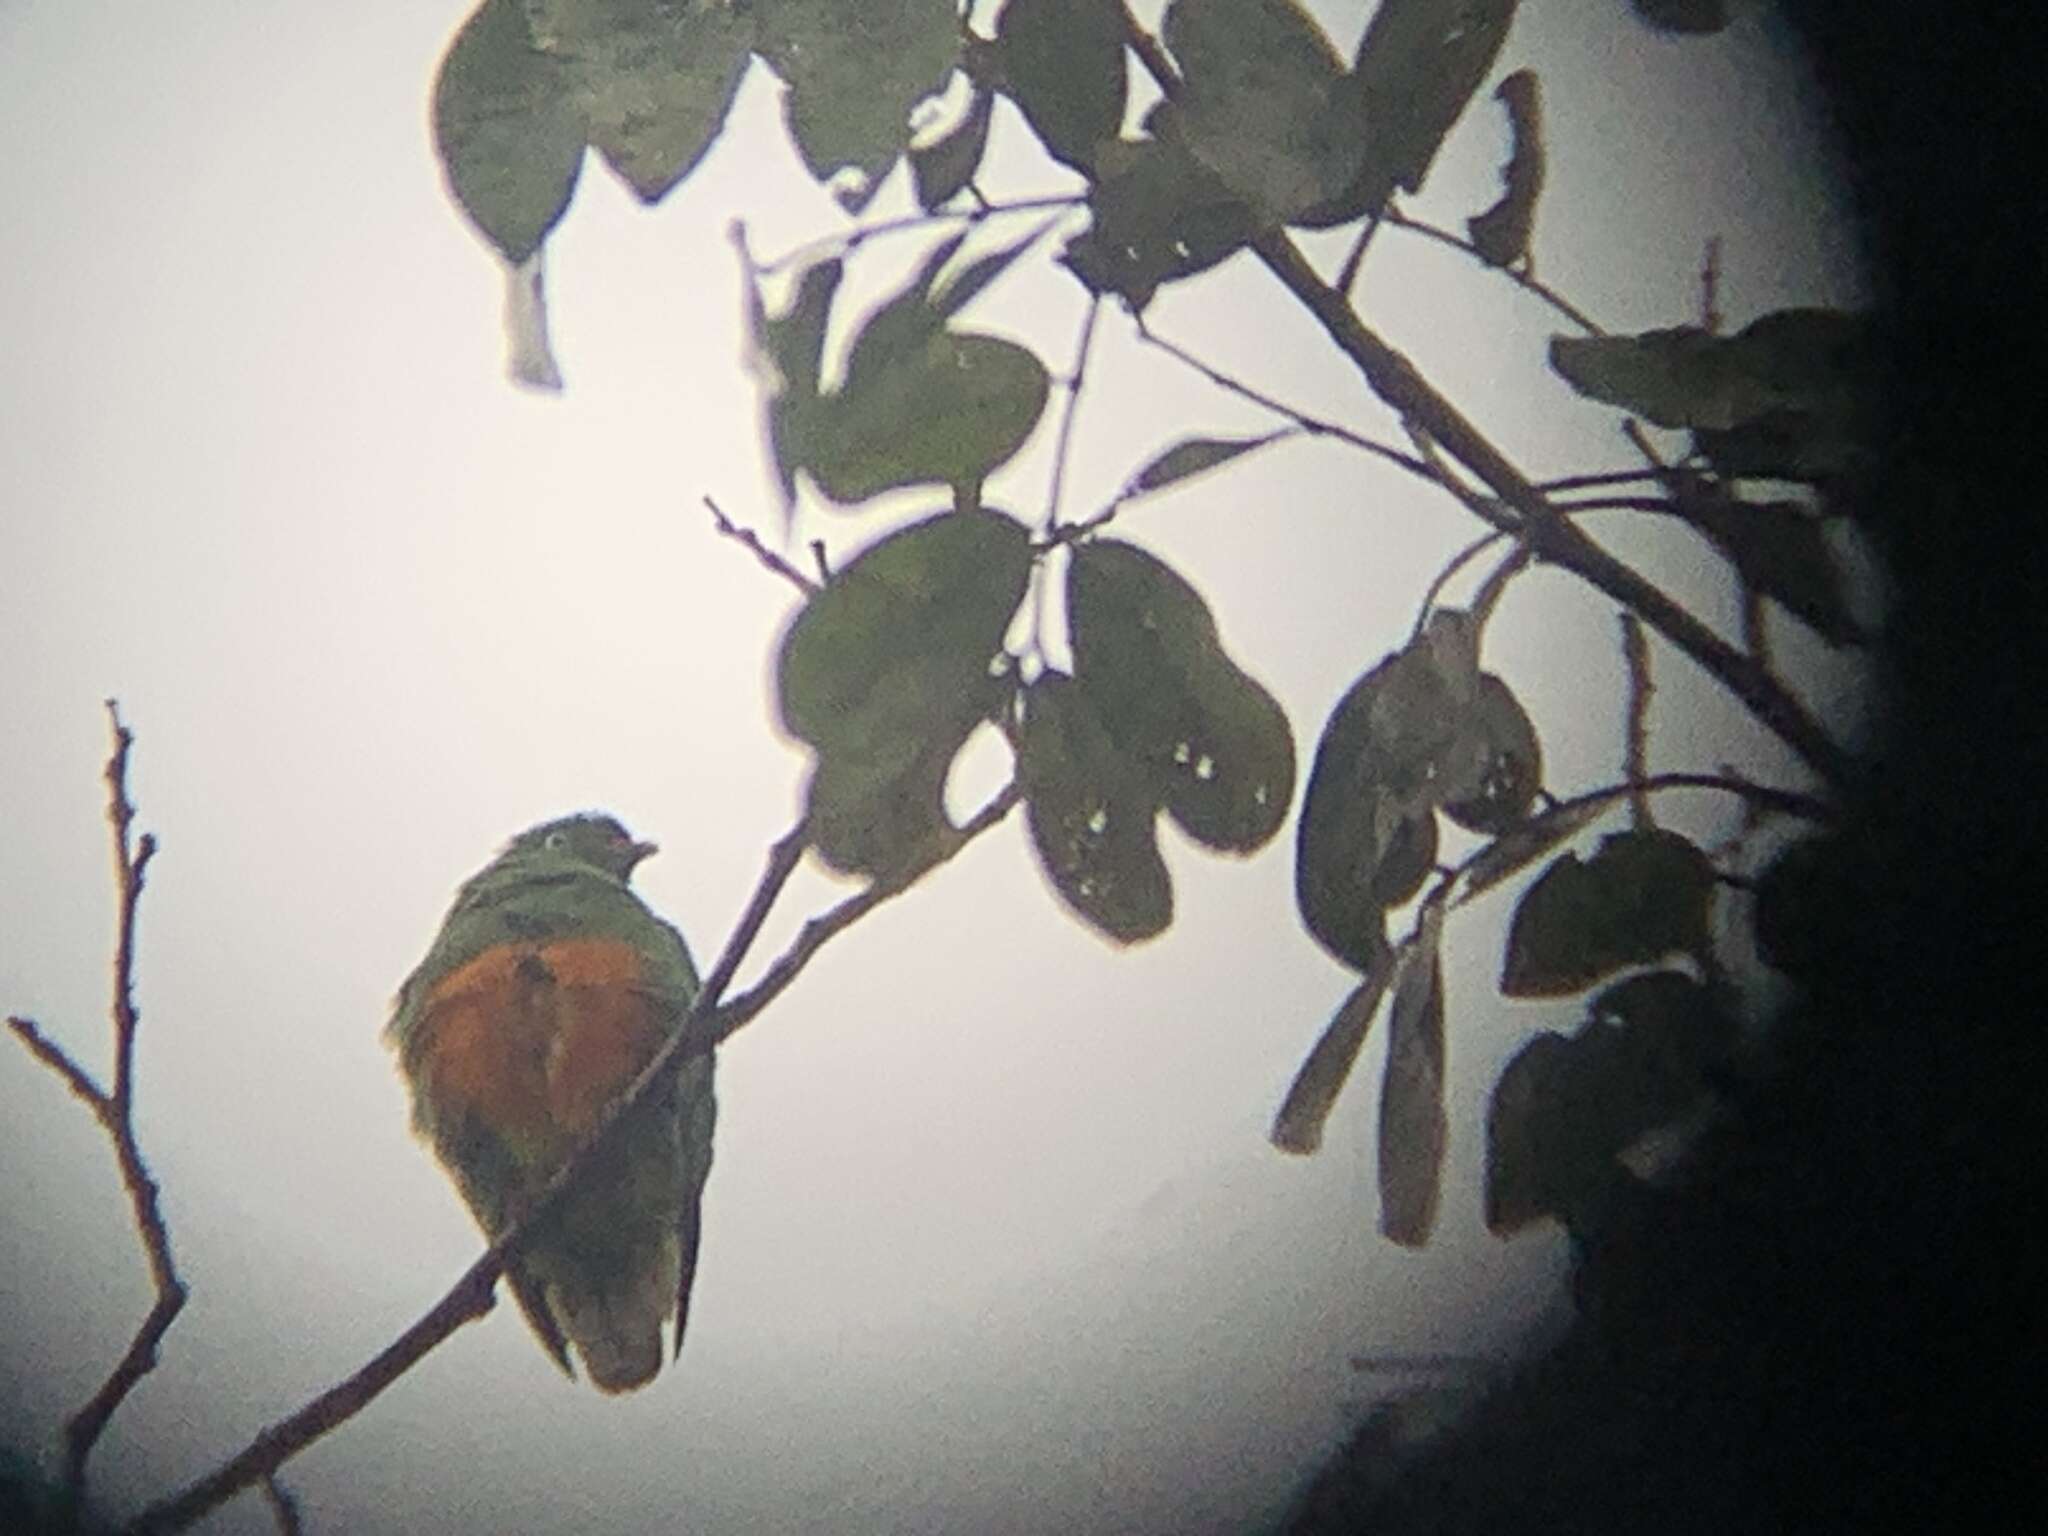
left=502, top=813, right=657, bottom=881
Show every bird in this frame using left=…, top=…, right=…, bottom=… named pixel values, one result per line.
left=386, top=812, right=714, bottom=1393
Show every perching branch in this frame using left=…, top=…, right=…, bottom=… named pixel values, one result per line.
left=1116, top=3, right=1851, bottom=791
left=1620, top=613, right=1656, bottom=829
left=131, top=785, right=1023, bottom=1534
left=6, top=701, right=185, bottom=1512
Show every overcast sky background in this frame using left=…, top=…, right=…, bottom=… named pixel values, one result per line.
left=2, top=2, right=1870, bottom=1531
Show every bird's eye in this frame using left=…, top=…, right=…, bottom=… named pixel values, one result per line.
left=544, top=831, right=568, bottom=850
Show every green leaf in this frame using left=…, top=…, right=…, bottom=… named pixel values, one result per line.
left=1630, top=0, right=1730, bottom=35
left=1157, top=0, right=1366, bottom=223
left=910, top=84, right=993, bottom=210
left=1298, top=0, right=1518, bottom=226
left=1066, top=541, right=1295, bottom=853
left=778, top=510, right=1032, bottom=878
left=1438, top=672, right=1543, bottom=834
left=1465, top=69, right=1543, bottom=270
left=1271, top=954, right=1396, bottom=1155
left=1693, top=409, right=1872, bottom=484
left=1125, top=431, right=1291, bottom=498
left=432, top=0, right=586, bottom=263
left=1485, top=970, right=1731, bottom=1234
left=1549, top=307, right=1872, bottom=432
left=810, top=332, right=1051, bottom=504
left=1500, top=829, right=1717, bottom=998
left=528, top=0, right=754, bottom=202
left=994, top=0, right=1128, bottom=173
left=1018, top=672, right=1173, bottom=944
left=757, top=0, right=960, bottom=212
left=1378, top=909, right=1447, bottom=1245
left=778, top=509, right=1033, bottom=746
left=1683, top=497, right=1864, bottom=646
left=1061, top=136, right=1257, bottom=309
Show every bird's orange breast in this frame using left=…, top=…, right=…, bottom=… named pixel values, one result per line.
left=415, top=938, right=667, bottom=1145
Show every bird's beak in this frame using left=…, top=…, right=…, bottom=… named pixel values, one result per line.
left=629, top=839, right=659, bottom=867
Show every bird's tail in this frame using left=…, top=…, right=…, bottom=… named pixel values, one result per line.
left=538, top=1236, right=680, bottom=1395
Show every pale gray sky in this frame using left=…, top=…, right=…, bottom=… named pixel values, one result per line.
left=2, top=2, right=1869, bottom=1532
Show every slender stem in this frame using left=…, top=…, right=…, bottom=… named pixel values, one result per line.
left=1620, top=613, right=1656, bottom=829
left=704, top=495, right=817, bottom=594
left=6, top=703, right=186, bottom=1511
left=754, top=193, right=1085, bottom=276
left=1378, top=206, right=1606, bottom=336
left=1045, top=295, right=1100, bottom=532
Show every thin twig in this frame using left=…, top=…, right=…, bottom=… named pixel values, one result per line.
left=1334, top=207, right=1385, bottom=299
left=5, top=702, right=185, bottom=1510
left=1044, top=294, right=1099, bottom=532
left=754, top=193, right=1085, bottom=276
left=1132, top=318, right=1432, bottom=484
left=1620, top=613, right=1656, bottom=829
left=703, top=496, right=817, bottom=594
left=260, top=1476, right=303, bottom=1536
left=133, top=786, right=1023, bottom=1534
left=1699, top=235, right=1723, bottom=334
left=1378, top=206, right=1606, bottom=336
left=1115, top=4, right=1847, bottom=788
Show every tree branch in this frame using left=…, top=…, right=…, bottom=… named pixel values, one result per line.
left=131, top=788, right=1020, bottom=1533
left=703, top=495, right=818, bottom=595
left=5, top=701, right=185, bottom=1511
left=1114, top=3, right=1851, bottom=791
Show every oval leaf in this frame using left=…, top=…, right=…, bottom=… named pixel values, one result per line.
left=433, top=0, right=586, bottom=263
left=1067, top=541, right=1294, bottom=853
left=1018, top=673, right=1173, bottom=944
left=911, top=84, right=993, bottom=210
left=1485, top=970, right=1730, bottom=1234
left=995, top=0, right=1128, bottom=172
left=1125, top=431, right=1289, bottom=498
left=1061, top=136, right=1257, bottom=309
left=777, top=509, right=1032, bottom=748
left=1439, top=672, right=1543, bottom=834
left=1465, top=70, right=1543, bottom=270
left=757, top=0, right=960, bottom=212
left=1160, top=0, right=1365, bottom=223
left=1499, top=829, right=1716, bottom=998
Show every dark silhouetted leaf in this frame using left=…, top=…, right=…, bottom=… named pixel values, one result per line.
left=811, top=333, right=1050, bottom=503
left=911, top=83, right=994, bottom=209
left=779, top=511, right=1030, bottom=873
left=1126, top=431, right=1290, bottom=497
left=1693, top=408, right=1870, bottom=484
left=433, top=0, right=586, bottom=263
left=1630, top=0, right=1730, bottom=34
left=1067, top=541, right=1295, bottom=853
left=1439, top=673, right=1543, bottom=834
left=1156, top=0, right=1366, bottom=222
left=1298, top=0, right=1518, bottom=226
left=1295, top=615, right=1495, bottom=969
left=1465, top=69, right=1543, bottom=269
left=1018, top=672, right=1173, bottom=943
left=757, top=0, right=959, bottom=212
left=1485, top=970, right=1731, bottom=1234
left=995, top=0, right=1128, bottom=172
left=1754, top=835, right=1834, bottom=978
left=1549, top=307, right=1871, bottom=432
left=1061, top=136, right=1257, bottom=309
left=1379, top=909, right=1447, bottom=1245
left=1684, top=497, right=1864, bottom=645
left=1500, top=829, right=1716, bottom=997
left=793, top=231, right=1051, bottom=503
left=529, top=0, right=753, bottom=202
left=1271, top=951, right=1396, bottom=1154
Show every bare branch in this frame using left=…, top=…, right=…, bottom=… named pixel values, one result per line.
left=1699, top=235, right=1723, bottom=334
left=703, top=495, right=817, bottom=595
left=1044, top=293, right=1099, bottom=532
left=1379, top=207, right=1606, bottom=336
left=133, top=786, right=1022, bottom=1533
left=6, top=703, right=187, bottom=1511
left=261, top=1476, right=304, bottom=1536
